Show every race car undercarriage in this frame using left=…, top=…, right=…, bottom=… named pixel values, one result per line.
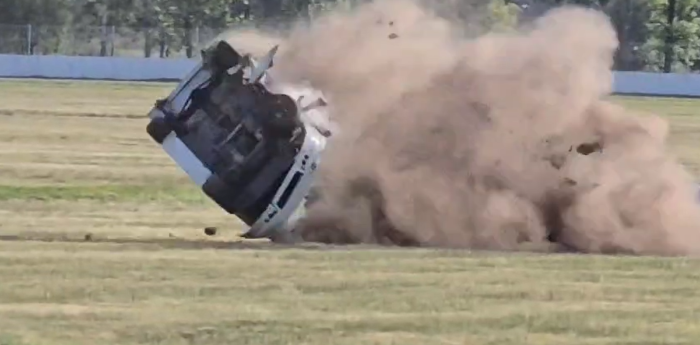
left=146, top=40, right=330, bottom=242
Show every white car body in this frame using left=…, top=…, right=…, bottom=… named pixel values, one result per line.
left=146, top=41, right=331, bottom=241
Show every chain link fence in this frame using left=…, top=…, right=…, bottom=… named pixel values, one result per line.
left=0, top=24, right=235, bottom=58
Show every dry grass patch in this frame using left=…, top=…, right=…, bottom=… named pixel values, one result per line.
left=0, top=80, right=700, bottom=344
left=0, top=242, right=699, bottom=345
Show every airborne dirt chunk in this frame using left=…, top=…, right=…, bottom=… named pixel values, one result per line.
left=204, top=227, right=218, bottom=236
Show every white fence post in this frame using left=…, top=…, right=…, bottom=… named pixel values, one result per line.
left=111, top=25, right=116, bottom=56
left=195, top=26, right=200, bottom=49
left=26, top=24, right=32, bottom=55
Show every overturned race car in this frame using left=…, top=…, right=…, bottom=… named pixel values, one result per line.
left=146, top=40, right=333, bottom=243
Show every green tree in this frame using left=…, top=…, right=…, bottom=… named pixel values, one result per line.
left=485, top=0, right=522, bottom=31
left=0, top=0, right=74, bottom=54
left=65, top=0, right=143, bottom=56
left=128, top=0, right=163, bottom=57
left=603, top=0, right=651, bottom=71
left=165, top=0, right=238, bottom=58
left=642, top=0, right=700, bottom=72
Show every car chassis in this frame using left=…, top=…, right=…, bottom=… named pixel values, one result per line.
left=146, top=40, right=331, bottom=242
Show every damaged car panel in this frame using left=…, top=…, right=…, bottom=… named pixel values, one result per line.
left=146, top=40, right=330, bottom=241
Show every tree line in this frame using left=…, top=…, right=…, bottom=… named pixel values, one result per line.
left=510, top=0, right=700, bottom=73
left=0, top=0, right=698, bottom=73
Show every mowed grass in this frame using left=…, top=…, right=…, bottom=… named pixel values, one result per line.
left=0, top=79, right=238, bottom=241
left=2, top=78, right=700, bottom=345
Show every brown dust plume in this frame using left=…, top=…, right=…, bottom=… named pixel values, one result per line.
left=231, top=0, right=700, bottom=255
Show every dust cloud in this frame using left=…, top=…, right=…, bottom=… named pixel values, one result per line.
left=226, top=0, right=700, bottom=256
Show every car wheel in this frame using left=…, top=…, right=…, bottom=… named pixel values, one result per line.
left=209, top=41, right=241, bottom=72
left=146, top=116, right=173, bottom=144
left=265, top=94, right=301, bottom=137
left=202, top=174, right=237, bottom=214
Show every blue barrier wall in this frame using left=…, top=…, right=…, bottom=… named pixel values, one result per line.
left=2, top=54, right=700, bottom=97
left=0, top=54, right=196, bottom=81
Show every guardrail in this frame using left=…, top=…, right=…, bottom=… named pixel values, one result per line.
left=0, top=54, right=196, bottom=81
left=1, top=54, right=700, bottom=97
left=612, top=72, right=700, bottom=98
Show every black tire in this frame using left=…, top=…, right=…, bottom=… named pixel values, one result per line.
left=211, top=41, right=241, bottom=72
left=202, top=174, right=237, bottom=215
left=146, top=116, right=172, bottom=144
left=264, top=94, right=301, bottom=138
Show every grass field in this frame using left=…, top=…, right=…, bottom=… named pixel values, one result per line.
left=1, top=78, right=700, bottom=345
